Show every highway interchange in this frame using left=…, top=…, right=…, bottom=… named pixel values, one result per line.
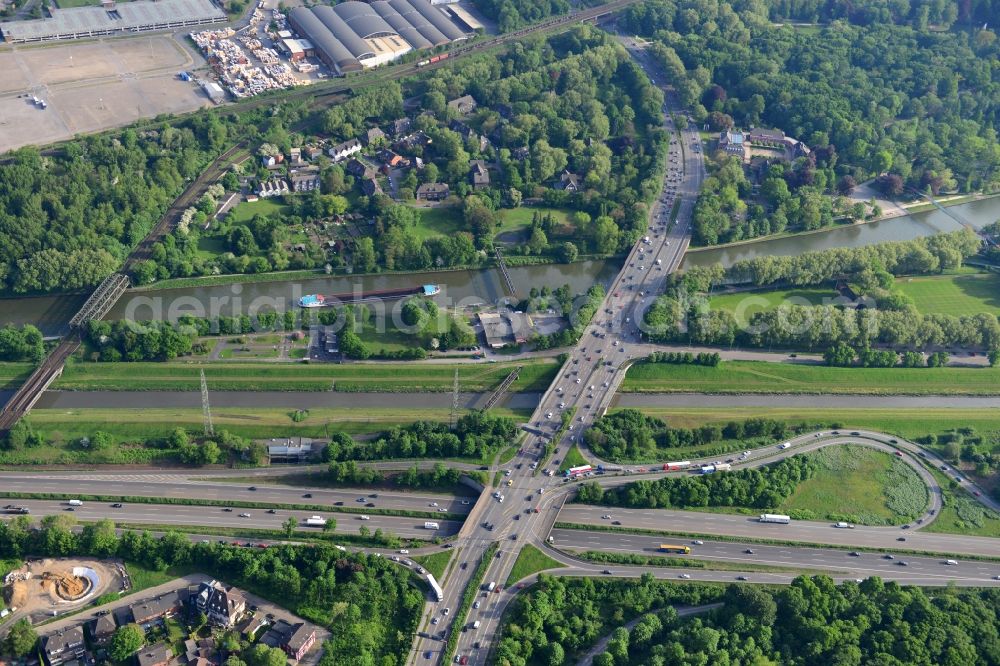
left=2, top=28, right=1000, bottom=666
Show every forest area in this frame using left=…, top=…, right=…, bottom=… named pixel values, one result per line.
left=619, top=0, right=1000, bottom=245
left=496, top=573, right=1000, bottom=665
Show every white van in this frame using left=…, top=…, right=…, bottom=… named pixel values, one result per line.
left=945, top=559, right=958, bottom=565
left=486, top=581, right=496, bottom=592
left=472, top=621, right=481, bottom=629
left=68, top=499, right=83, bottom=506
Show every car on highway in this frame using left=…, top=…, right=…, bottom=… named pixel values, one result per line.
left=744, top=549, right=754, bottom=554
left=223, top=508, right=233, bottom=512
left=736, top=576, right=748, bottom=581
left=267, top=509, right=276, bottom=514
left=473, top=601, right=480, bottom=609
left=883, top=554, right=895, bottom=560
left=248, top=486, right=256, bottom=491
left=897, top=561, right=909, bottom=566
left=693, top=540, right=704, bottom=545
left=399, top=549, right=409, bottom=554
left=239, top=513, right=251, bottom=518
left=431, top=617, right=439, bottom=625
left=424, top=651, right=432, bottom=659
left=356, top=497, right=366, bottom=503
left=602, top=570, right=613, bottom=575
left=678, top=573, right=691, bottom=579
left=897, top=537, right=907, bottom=541
left=602, top=514, right=611, bottom=519
left=111, top=503, right=123, bottom=508
left=850, top=552, right=861, bottom=557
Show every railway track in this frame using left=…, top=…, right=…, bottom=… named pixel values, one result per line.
left=0, top=335, right=80, bottom=432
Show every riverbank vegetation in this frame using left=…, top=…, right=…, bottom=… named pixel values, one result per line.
left=0, top=518, right=421, bottom=664
left=648, top=232, right=1000, bottom=355
left=587, top=576, right=1000, bottom=666
left=575, top=455, right=816, bottom=511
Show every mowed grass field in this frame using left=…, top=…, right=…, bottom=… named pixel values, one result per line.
left=625, top=406, right=1000, bottom=443
left=895, top=272, right=1000, bottom=316
left=410, top=206, right=466, bottom=240
left=50, top=358, right=558, bottom=392
left=780, top=445, right=925, bottom=525
left=708, top=287, right=837, bottom=320
left=621, top=361, right=1000, bottom=395
left=505, top=544, right=561, bottom=586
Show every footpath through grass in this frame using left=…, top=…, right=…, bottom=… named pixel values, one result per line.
left=780, top=445, right=926, bottom=525
left=47, top=358, right=557, bottom=392
left=622, top=360, right=1000, bottom=395
left=505, top=544, right=561, bottom=586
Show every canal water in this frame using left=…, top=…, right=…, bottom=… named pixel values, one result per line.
left=2, top=198, right=998, bottom=336
left=6, top=390, right=1000, bottom=411
left=682, top=196, right=1000, bottom=269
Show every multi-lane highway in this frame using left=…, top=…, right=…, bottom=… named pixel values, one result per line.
left=0, top=473, right=472, bottom=516
left=2, top=499, right=461, bottom=539
left=550, top=529, right=1000, bottom=583
left=419, top=43, right=708, bottom=665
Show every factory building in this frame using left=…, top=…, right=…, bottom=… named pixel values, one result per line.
left=287, top=0, right=467, bottom=75
left=0, top=0, right=225, bottom=43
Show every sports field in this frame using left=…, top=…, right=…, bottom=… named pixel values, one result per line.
left=895, top=272, right=1000, bottom=316
left=708, top=287, right=837, bottom=321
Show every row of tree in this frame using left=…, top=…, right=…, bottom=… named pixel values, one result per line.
left=325, top=457, right=484, bottom=490
left=582, top=409, right=790, bottom=462
left=645, top=351, right=721, bottom=366
left=575, top=454, right=816, bottom=509
left=823, top=343, right=963, bottom=368
left=323, top=410, right=516, bottom=462
left=646, top=297, right=1000, bottom=351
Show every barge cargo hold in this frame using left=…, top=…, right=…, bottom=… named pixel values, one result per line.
left=298, top=284, right=440, bottom=308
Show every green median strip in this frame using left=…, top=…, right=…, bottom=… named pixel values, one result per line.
left=553, top=522, right=1000, bottom=563
left=0, top=491, right=463, bottom=521
left=505, top=544, right=561, bottom=586
left=105, top=521, right=422, bottom=549
left=566, top=549, right=842, bottom=575
left=443, top=542, right=498, bottom=663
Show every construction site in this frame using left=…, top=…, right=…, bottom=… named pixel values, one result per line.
left=2, top=558, right=125, bottom=622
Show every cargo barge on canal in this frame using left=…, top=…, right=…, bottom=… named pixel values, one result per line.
left=298, top=284, right=441, bottom=308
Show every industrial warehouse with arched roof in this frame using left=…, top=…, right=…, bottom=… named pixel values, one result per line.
left=287, top=0, right=468, bottom=75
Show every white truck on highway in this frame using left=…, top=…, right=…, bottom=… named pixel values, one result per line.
left=759, top=513, right=791, bottom=524
left=424, top=522, right=440, bottom=530
left=303, top=516, right=327, bottom=527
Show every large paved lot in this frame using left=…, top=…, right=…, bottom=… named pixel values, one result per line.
left=0, top=34, right=211, bottom=152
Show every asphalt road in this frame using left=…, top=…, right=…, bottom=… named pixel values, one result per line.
left=550, top=529, right=1000, bottom=583
left=437, top=45, right=709, bottom=666
left=0, top=473, right=471, bottom=515
left=2, top=499, right=461, bottom=539
left=556, top=505, right=999, bottom=557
